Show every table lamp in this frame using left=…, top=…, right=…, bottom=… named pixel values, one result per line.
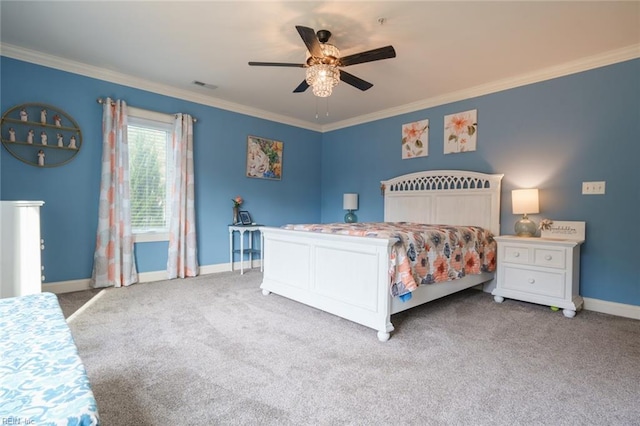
left=512, top=188, right=539, bottom=237
left=343, top=193, right=358, bottom=223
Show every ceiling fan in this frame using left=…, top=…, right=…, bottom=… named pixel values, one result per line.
left=248, top=26, right=396, bottom=97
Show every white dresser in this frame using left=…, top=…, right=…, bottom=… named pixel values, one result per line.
left=0, top=200, right=45, bottom=298
left=492, top=235, right=583, bottom=317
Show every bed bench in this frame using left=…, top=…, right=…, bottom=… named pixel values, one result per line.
left=0, top=292, right=100, bottom=425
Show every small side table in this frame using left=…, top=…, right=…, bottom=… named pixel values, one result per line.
left=492, top=235, right=584, bottom=317
left=228, top=225, right=264, bottom=275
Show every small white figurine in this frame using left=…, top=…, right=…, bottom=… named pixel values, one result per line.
left=41, top=131, right=48, bottom=145
left=40, top=109, right=47, bottom=124
left=69, top=135, right=77, bottom=149
left=27, top=129, right=34, bottom=144
left=8, top=127, right=16, bottom=142
left=53, top=115, right=62, bottom=127
left=57, top=133, right=64, bottom=147
left=20, top=108, right=28, bottom=121
left=38, top=150, right=45, bottom=166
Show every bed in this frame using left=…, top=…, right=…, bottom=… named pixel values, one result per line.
left=0, top=292, right=100, bottom=425
left=260, top=170, right=504, bottom=341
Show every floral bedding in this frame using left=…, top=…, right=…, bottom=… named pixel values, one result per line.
left=282, top=222, right=497, bottom=298
left=0, top=292, right=100, bottom=425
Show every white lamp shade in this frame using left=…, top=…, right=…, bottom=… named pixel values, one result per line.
left=343, top=193, right=358, bottom=210
left=512, top=189, right=539, bottom=215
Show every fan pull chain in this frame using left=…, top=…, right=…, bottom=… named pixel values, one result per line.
left=314, top=97, right=330, bottom=120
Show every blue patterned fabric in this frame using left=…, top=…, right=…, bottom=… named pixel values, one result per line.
left=0, top=292, right=100, bottom=425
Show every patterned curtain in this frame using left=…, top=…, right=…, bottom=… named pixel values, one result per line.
left=91, top=99, right=138, bottom=288
left=167, top=113, right=199, bottom=278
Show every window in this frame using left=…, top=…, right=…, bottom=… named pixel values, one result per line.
left=127, top=108, right=173, bottom=242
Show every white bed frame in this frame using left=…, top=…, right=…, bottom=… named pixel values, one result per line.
left=260, top=170, right=504, bottom=341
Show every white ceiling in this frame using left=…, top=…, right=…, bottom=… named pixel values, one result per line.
left=1, top=1, right=639, bottom=131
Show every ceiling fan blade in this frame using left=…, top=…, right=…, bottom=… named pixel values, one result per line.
left=339, top=70, right=373, bottom=91
left=295, top=25, right=323, bottom=58
left=339, top=45, right=396, bottom=67
left=248, top=62, right=305, bottom=67
left=293, top=80, right=310, bottom=93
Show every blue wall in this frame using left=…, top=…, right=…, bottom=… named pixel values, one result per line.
left=0, top=57, right=322, bottom=282
left=321, top=59, right=640, bottom=306
left=1, top=56, right=638, bottom=307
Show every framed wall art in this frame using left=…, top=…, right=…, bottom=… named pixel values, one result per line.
left=246, top=135, right=283, bottom=180
left=401, top=118, right=429, bottom=159
left=444, top=109, right=477, bottom=154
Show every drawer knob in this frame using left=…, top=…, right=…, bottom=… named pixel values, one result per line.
left=528, top=278, right=535, bottom=284
left=513, top=252, right=520, bottom=258
left=545, top=255, right=552, bottom=261
left=41, top=244, right=45, bottom=250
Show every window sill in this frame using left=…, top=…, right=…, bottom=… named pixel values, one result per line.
left=134, top=232, right=169, bottom=243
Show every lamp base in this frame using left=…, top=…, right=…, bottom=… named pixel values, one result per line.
left=344, top=211, right=357, bottom=223
left=515, top=216, right=537, bottom=237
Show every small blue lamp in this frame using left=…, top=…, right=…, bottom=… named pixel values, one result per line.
left=343, top=193, right=358, bottom=223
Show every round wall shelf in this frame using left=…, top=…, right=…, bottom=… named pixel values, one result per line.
left=1, top=102, right=82, bottom=168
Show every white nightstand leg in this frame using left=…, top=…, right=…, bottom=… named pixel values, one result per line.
left=260, top=230, right=264, bottom=272
left=229, top=229, right=233, bottom=272
left=240, top=229, right=244, bottom=275
left=249, top=231, right=253, bottom=269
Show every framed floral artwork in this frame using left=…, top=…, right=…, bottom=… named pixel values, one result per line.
left=444, top=109, right=477, bottom=154
left=401, top=119, right=429, bottom=159
left=246, top=135, right=283, bottom=180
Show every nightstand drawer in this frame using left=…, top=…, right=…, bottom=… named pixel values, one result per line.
left=502, top=266, right=565, bottom=298
left=502, top=245, right=530, bottom=264
left=533, top=247, right=565, bottom=269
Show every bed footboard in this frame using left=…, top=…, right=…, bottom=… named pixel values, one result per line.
left=260, top=227, right=395, bottom=341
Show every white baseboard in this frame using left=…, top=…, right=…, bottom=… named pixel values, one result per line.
left=43, top=278, right=93, bottom=294
left=583, top=297, right=640, bottom=320
left=43, top=260, right=263, bottom=294
left=42, top=264, right=638, bottom=321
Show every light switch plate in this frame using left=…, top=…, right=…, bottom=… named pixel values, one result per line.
left=582, top=181, right=606, bottom=195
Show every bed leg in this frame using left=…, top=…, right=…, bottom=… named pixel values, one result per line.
left=261, top=289, right=271, bottom=296
left=377, top=331, right=391, bottom=342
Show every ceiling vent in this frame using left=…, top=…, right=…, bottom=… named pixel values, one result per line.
left=192, top=80, right=218, bottom=90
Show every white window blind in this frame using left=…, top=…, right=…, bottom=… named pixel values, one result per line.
left=127, top=113, right=172, bottom=239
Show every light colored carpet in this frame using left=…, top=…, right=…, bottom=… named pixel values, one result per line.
left=57, top=288, right=103, bottom=319
left=68, top=270, right=640, bottom=425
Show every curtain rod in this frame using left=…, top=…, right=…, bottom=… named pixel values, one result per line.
left=96, top=98, right=198, bottom=123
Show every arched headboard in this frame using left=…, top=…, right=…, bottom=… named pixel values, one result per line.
left=381, top=170, right=504, bottom=235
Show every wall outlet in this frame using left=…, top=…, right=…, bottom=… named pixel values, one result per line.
left=582, top=181, right=606, bottom=195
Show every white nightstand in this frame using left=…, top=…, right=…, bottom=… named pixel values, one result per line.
left=492, top=235, right=584, bottom=317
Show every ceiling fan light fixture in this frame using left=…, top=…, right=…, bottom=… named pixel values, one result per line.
left=321, top=43, right=340, bottom=63
left=249, top=25, right=396, bottom=97
left=305, top=64, right=340, bottom=97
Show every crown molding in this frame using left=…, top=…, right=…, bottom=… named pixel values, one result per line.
left=0, top=43, right=322, bottom=132
left=321, top=44, right=640, bottom=132
left=2, top=42, right=637, bottom=134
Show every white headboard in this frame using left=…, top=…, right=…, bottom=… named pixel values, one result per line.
left=381, top=170, right=504, bottom=235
